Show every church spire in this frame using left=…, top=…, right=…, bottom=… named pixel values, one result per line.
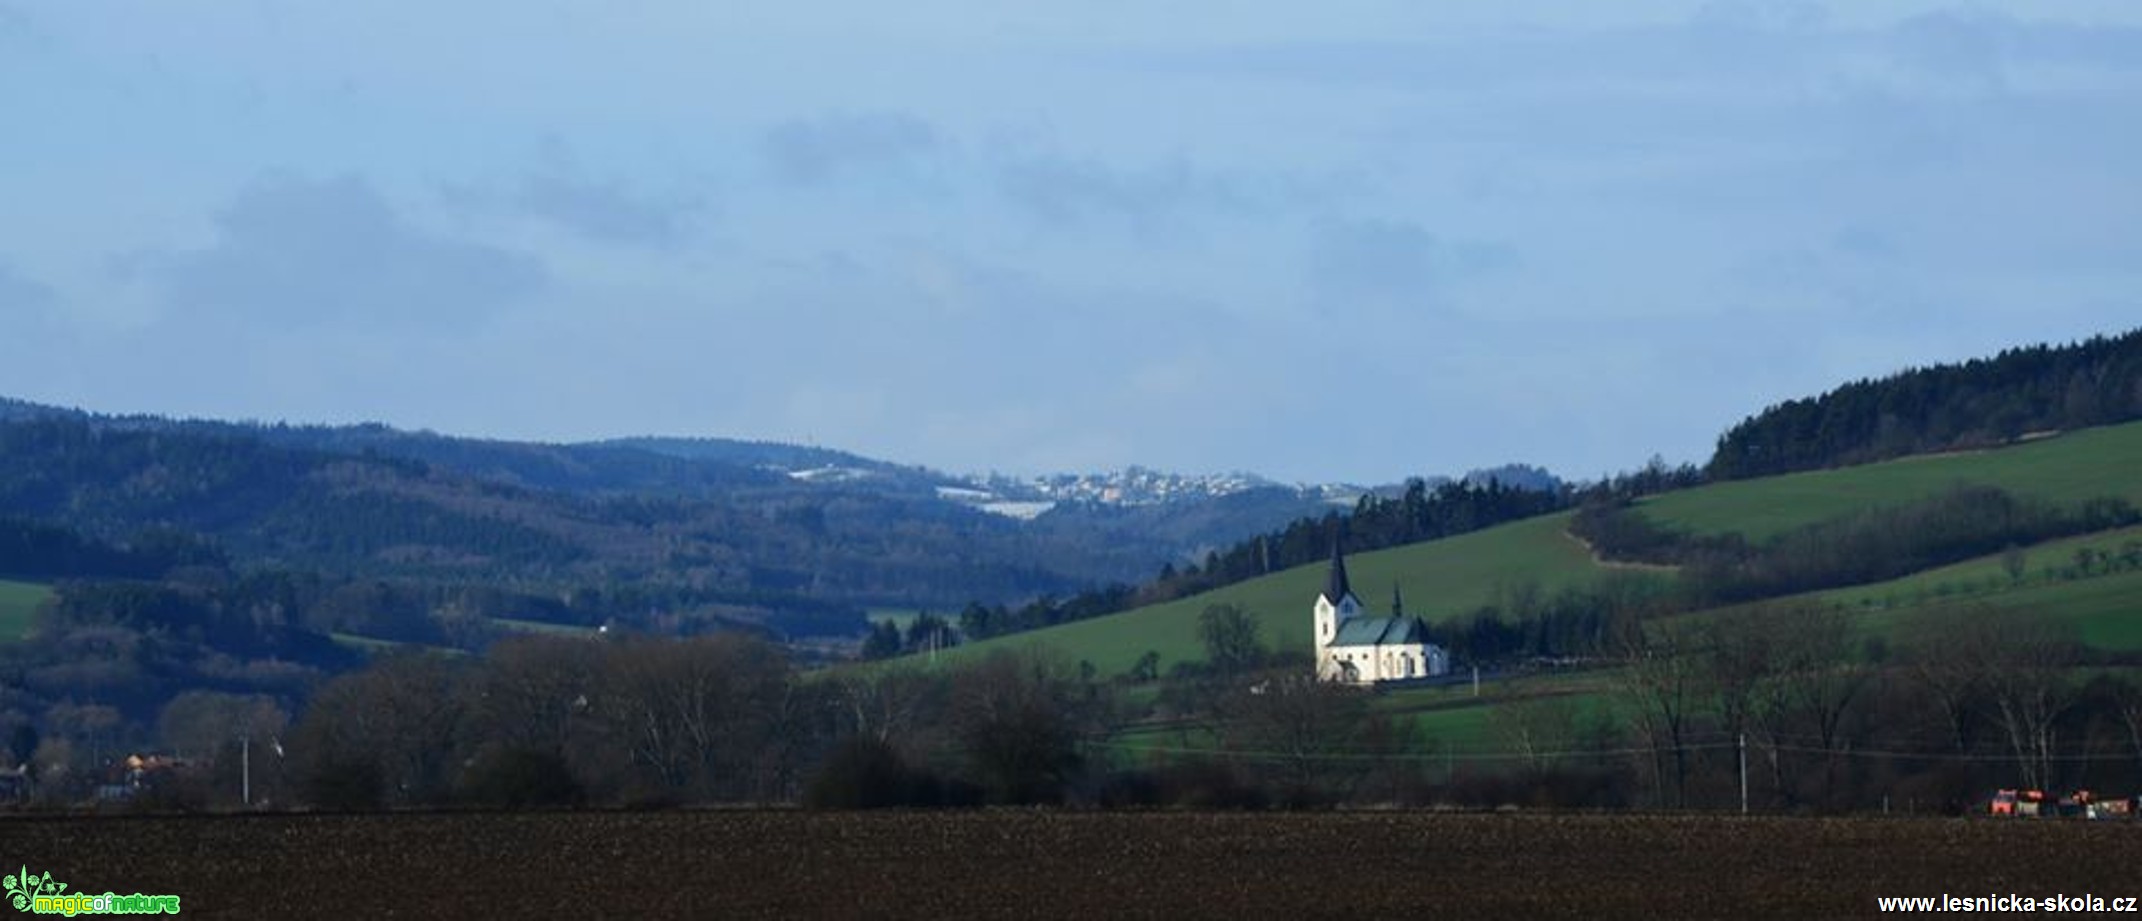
left=1322, top=539, right=1353, bottom=605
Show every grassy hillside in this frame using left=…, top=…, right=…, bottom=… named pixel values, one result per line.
left=950, top=512, right=1619, bottom=677
left=1644, top=524, right=2142, bottom=655
left=0, top=579, right=51, bottom=641
left=1861, top=569, right=2142, bottom=651
left=1640, top=422, right=2142, bottom=541
left=1822, top=524, right=2142, bottom=610
left=949, top=420, right=2142, bottom=676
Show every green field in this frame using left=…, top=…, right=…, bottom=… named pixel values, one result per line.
left=937, top=420, right=2142, bottom=678
left=331, top=632, right=470, bottom=657
left=1821, top=524, right=2142, bottom=610
left=866, top=608, right=928, bottom=630
left=948, top=512, right=1620, bottom=677
left=1843, top=567, right=2142, bottom=652
left=1654, top=525, right=2142, bottom=652
left=0, top=579, right=51, bottom=641
left=1100, top=669, right=1623, bottom=767
left=1639, top=421, right=2142, bottom=541
left=491, top=617, right=600, bottom=637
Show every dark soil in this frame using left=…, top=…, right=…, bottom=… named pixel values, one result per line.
left=4, top=810, right=2136, bottom=919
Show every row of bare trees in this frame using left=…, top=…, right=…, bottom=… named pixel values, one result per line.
left=1610, top=602, right=2142, bottom=811
left=276, top=634, right=1116, bottom=810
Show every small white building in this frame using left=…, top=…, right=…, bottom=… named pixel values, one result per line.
left=1313, top=544, right=1448, bottom=684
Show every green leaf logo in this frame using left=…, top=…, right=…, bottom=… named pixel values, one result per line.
left=4, top=866, right=66, bottom=913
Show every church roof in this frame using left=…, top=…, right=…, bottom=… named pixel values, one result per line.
left=1321, top=541, right=1354, bottom=605
left=1330, top=616, right=1427, bottom=648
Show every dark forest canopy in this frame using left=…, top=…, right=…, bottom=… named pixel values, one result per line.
left=0, top=414, right=1153, bottom=617
left=1709, top=328, right=2142, bottom=480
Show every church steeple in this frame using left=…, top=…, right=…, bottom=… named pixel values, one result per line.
left=1322, top=540, right=1354, bottom=605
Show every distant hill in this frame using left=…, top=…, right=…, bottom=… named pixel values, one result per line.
left=0, top=398, right=1554, bottom=612
left=0, top=399, right=1462, bottom=631
left=1709, top=328, right=2142, bottom=479
left=0, top=408, right=1152, bottom=624
left=598, top=435, right=935, bottom=481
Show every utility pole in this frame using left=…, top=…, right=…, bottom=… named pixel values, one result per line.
left=1738, top=732, right=1748, bottom=815
left=242, top=735, right=252, bottom=807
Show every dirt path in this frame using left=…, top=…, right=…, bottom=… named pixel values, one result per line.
left=1564, top=527, right=1678, bottom=573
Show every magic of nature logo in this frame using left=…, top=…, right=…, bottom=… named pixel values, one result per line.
left=5, top=866, right=180, bottom=916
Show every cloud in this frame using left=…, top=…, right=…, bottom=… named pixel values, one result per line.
left=0, top=259, right=56, bottom=318
left=1689, top=0, right=1827, bottom=33
left=440, top=171, right=705, bottom=247
left=442, top=141, right=705, bottom=247
left=761, top=112, right=940, bottom=184
left=996, top=155, right=1251, bottom=227
left=1306, top=218, right=1515, bottom=313
left=134, top=174, right=545, bottom=330
left=0, top=1, right=38, bottom=48
left=512, top=173, right=700, bottom=246
left=1887, top=10, right=2009, bottom=92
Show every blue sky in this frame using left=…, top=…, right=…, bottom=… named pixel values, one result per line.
left=2, top=1, right=2138, bottom=483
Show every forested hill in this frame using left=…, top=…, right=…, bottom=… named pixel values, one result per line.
left=0, top=401, right=1371, bottom=623
left=1708, top=328, right=2142, bottom=480
left=0, top=397, right=952, bottom=500
left=0, top=412, right=1156, bottom=618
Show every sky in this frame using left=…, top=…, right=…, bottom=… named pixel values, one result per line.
left=2, top=1, right=2139, bottom=484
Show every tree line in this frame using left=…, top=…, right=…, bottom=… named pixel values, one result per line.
left=1607, top=603, right=2142, bottom=812
left=1570, top=485, right=2140, bottom=607
left=1710, top=328, right=2142, bottom=480
left=0, top=515, right=227, bottom=582
left=13, top=598, right=2142, bottom=815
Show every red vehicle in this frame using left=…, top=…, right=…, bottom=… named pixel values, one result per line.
left=1989, top=789, right=2046, bottom=817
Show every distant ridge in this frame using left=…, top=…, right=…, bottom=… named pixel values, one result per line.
left=1711, top=328, right=2142, bottom=479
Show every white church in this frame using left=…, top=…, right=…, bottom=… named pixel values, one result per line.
left=1313, top=544, right=1449, bottom=685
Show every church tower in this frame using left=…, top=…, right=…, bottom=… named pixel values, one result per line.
left=1313, top=540, right=1361, bottom=652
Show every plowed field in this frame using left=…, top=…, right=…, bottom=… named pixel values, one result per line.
left=5, top=811, right=2136, bottom=918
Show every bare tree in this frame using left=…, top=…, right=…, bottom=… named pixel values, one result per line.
left=1697, top=609, right=1777, bottom=748
left=1491, top=694, right=1581, bottom=779
left=947, top=648, right=1098, bottom=804
left=1973, top=618, right=2081, bottom=791
left=292, top=652, right=465, bottom=806
left=593, top=634, right=792, bottom=801
left=2113, top=678, right=2142, bottom=767
left=42, top=701, right=126, bottom=770
left=1906, top=655, right=1984, bottom=757
left=158, top=691, right=289, bottom=761
left=1744, top=604, right=1868, bottom=807
left=465, top=634, right=601, bottom=755
left=1214, top=672, right=1399, bottom=803
left=1907, top=607, right=2081, bottom=791
left=1197, top=603, right=1264, bottom=674
left=831, top=666, right=943, bottom=747
left=1615, top=622, right=1701, bottom=808
left=1696, top=608, right=1786, bottom=805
